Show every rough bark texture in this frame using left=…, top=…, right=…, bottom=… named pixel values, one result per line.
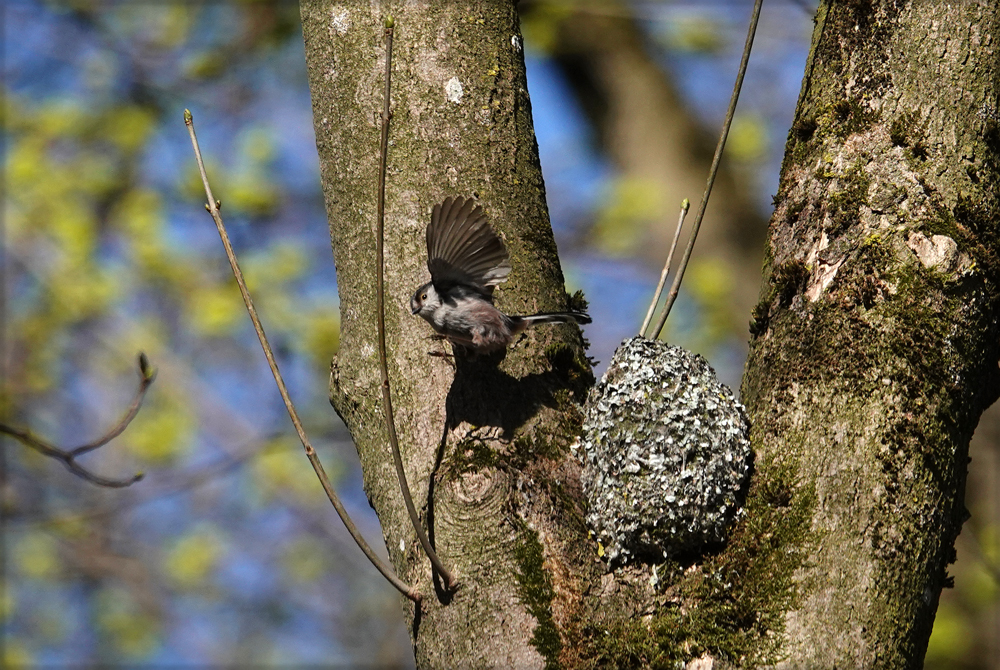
left=743, top=1, right=1000, bottom=667
left=303, top=0, right=1000, bottom=667
left=301, top=4, right=784, bottom=667
left=301, top=2, right=600, bottom=666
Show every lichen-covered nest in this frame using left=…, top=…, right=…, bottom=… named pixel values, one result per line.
left=576, top=337, right=752, bottom=564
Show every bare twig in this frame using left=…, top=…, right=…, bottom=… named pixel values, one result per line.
left=70, top=353, right=156, bottom=458
left=652, top=0, right=764, bottom=340
left=0, top=353, right=151, bottom=488
left=640, top=199, right=689, bottom=337
left=375, top=16, right=458, bottom=591
left=183, top=108, right=420, bottom=603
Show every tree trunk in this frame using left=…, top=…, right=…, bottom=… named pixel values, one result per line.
left=300, top=2, right=599, bottom=666
left=302, top=0, right=1000, bottom=667
left=743, top=1, right=1000, bottom=667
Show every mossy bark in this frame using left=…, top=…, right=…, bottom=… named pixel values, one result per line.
left=300, top=2, right=600, bottom=667
left=743, top=1, right=1000, bottom=667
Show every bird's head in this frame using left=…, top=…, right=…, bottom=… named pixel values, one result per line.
left=410, top=282, right=440, bottom=319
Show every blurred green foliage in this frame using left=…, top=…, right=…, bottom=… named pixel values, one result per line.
left=12, top=532, right=61, bottom=580
left=94, top=587, right=160, bottom=659
left=726, top=113, right=768, bottom=162
left=3, top=1, right=403, bottom=665
left=252, top=436, right=343, bottom=506
left=654, top=11, right=725, bottom=53
left=164, top=527, right=225, bottom=588
left=281, top=536, right=332, bottom=584
left=926, top=516, right=1000, bottom=669
left=590, top=176, right=664, bottom=257
left=519, top=1, right=574, bottom=55
left=685, top=256, right=737, bottom=349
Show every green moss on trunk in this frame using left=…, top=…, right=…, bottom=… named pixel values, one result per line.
left=743, top=1, right=1000, bottom=666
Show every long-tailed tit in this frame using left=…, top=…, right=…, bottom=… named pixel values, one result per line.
left=410, top=196, right=591, bottom=355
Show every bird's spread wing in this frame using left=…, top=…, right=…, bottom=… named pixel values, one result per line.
left=426, top=196, right=511, bottom=296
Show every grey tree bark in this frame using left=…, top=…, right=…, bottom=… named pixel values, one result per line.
left=301, top=0, right=1000, bottom=668
left=301, top=2, right=599, bottom=667
left=744, top=1, right=1000, bottom=667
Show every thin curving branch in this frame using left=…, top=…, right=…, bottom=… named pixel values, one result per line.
left=651, top=0, right=763, bottom=340
left=183, top=108, right=421, bottom=604
left=640, top=198, right=689, bottom=337
left=70, top=353, right=156, bottom=458
left=375, top=16, right=458, bottom=591
left=0, top=353, right=151, bottom=488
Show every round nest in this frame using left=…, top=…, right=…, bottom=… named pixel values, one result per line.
left=576, top=337, right=752, bottom=564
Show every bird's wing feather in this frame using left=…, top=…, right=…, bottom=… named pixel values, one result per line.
left=426, top=196, right=511, bottom=295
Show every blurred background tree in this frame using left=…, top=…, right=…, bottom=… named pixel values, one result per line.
left=2, top=0, right=996, bottom=667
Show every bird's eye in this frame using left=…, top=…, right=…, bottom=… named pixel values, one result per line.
left=421, top=293, right=427, bottom=300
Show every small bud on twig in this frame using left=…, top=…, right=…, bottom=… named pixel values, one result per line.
left=138, top=352, right=156, bottom=382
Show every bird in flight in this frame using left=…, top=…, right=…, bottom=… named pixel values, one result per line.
left=410, top=196, right=591, bottom=355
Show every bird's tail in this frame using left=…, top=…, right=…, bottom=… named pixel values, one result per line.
left=515, top=311, right=592, bottom=327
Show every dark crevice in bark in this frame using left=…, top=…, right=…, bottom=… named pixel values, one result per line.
left=426, top=418, right=453, bottom=607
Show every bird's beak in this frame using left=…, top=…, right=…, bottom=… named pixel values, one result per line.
left=410, top=302, right=419, bottom=315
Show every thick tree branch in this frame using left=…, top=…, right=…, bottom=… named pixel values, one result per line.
left=743, top=1, right=1000, bottom=665
left=303, top=2, right=601, bottom=665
